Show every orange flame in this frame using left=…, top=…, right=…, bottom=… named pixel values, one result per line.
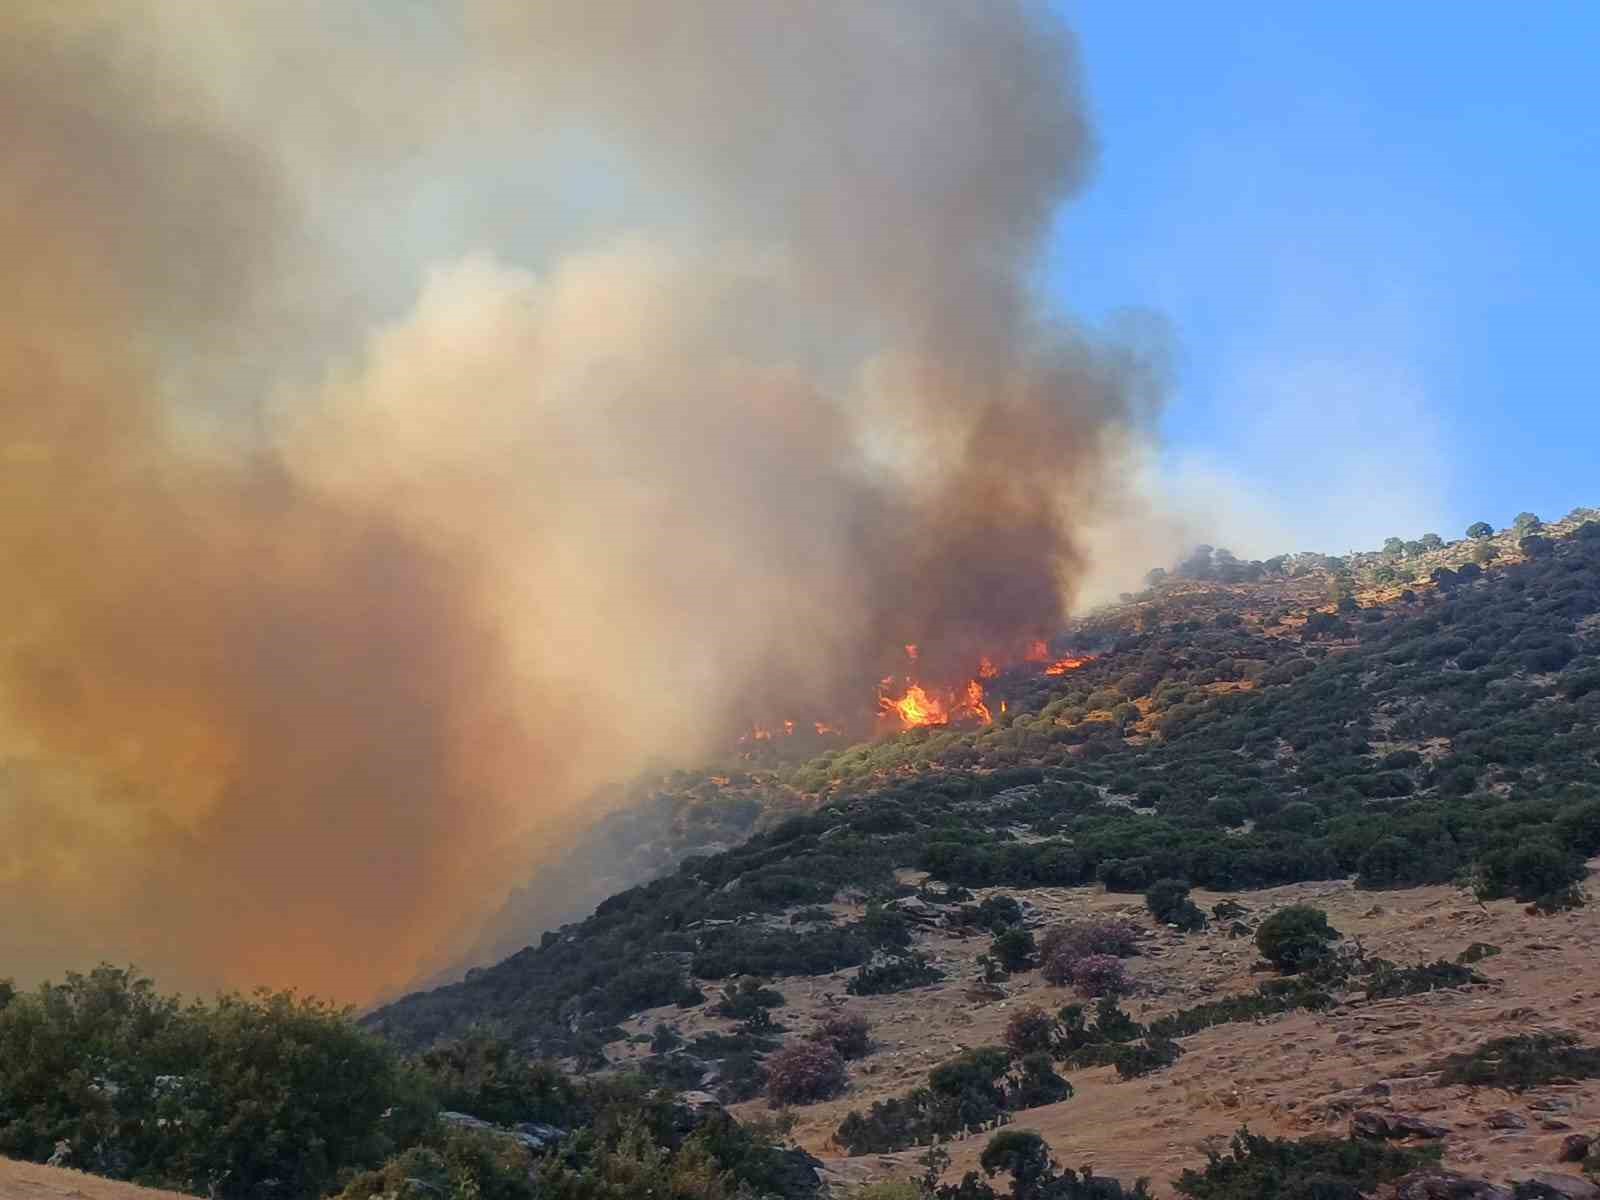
left=977, top=655, right=999, bottom=679
left=1044, top=655, right=1093, bottom=675
left=783, top=719, right=795, bottom=737
left=1025, top=639, right=1049, bottom=662
left=880, top=683, right=946, bottom=727
left=814, top=720, right=840, bottom=735
left=878, top=677, right=992, bottom=729
left=904, top=643, right=919, bottom=661
left=962, top=678, right=992, bottom=725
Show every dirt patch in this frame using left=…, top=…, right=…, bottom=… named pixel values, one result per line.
left=0, top=1158, right=194, bottom=1200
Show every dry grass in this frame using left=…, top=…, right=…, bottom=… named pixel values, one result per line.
left=0, top=1158, right=193, bottom=1200
left=611, top=862, right=1600, bottom=1194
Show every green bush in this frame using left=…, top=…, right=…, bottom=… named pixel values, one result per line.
left=1145, top=879, right=1206, bottom=932
left=0, top=966, right=425, bottom=1198
left=1174, top=1129, right=1435, bottom=1200
left=1255, top=906, right=1340, bottom=973
left=990, top=927, right=1037, bottom=972
left=809, top=1011, right=872, bottom=1059
left=848, top=954, right=943, bottom=996
left=1472, top=839, right=1587, bottom=907
left=1437, top=1033, right=1600, bottom=1091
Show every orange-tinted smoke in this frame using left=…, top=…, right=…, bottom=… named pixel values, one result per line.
left=0, top=1, right=1167, bottom=1001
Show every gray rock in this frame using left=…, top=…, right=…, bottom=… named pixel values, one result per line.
left=1393, top=1169, right=1512, bottom=1200
left=439, top=1111, right=566, bottom=1153
left=1353, top=1109, right=1451, bottom=1140
left=1485, top=1109, right=1528, bottom=1130
left=1514, top=1172, right=1600, bottom=1200
left=887, top=896, right=946, bottom=924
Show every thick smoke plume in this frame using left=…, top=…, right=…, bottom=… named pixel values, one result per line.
left=0, top=1, right=1171, bottom=1000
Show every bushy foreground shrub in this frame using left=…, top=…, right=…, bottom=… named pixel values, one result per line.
left=849, top=953, right=943, bottom=996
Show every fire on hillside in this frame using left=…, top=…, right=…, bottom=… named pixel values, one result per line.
left=737, top=641, right=1095, bottom=748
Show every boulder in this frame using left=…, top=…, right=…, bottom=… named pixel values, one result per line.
left=1485, top=1110, right=1528, bottom=1130
left=1353, top=1109, right=1451, bottom=1140
left=439, top=1111, right=567, bottom=1153
left=1513, top=1172, right=1600, bottom=1200
left=887, top=896, right=946, bottom=925
left=1392, top=1169, right=1512, bottom=1200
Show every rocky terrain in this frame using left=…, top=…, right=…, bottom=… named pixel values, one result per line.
left=604, top=867, right=1600, bottom=1194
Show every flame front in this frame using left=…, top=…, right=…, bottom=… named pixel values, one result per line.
left=878, top=676, right=992, bottom=729
left=1045, top=655, right=1093, bottom=675
left=880, top=683, right=946, bottom=727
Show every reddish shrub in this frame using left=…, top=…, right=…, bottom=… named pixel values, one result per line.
left=1002, top=1005, right=1057, bottom=1057
left=1068, top=954, right=1131, bottom=998
left=765, top=1039, right=847, bottom=1106
left=1038, top=917, right=1140, bottom=963
left=809, top=1011, right=872, bottom=1059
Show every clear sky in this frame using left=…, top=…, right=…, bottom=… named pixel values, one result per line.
left=1047, top=3, right=1598, bottom=553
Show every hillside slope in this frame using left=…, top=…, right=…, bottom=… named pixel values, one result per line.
left=367, top=516, right=1600, bottom=1058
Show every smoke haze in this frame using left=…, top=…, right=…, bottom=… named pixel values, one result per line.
left=0, top=1, right=1186, bottom=1000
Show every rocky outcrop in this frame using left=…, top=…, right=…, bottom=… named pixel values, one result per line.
left=438, top=1111, right=566, bottom=1152
left=1513, top=1172, right=1600, bottom=1200
left=1352, top=1109, right=1451, bottom=1140
left=1388, top=1169, right=1513, bottom=1200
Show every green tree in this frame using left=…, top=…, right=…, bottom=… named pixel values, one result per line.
left=1466, top=521, right=1493, bottom=539
left=1381, top=537, right=1404, bottom=557
left=1420, top=533, right=1443, bottom=550
left=991, top=927, right=1037, bottom=973
left=980, top=1129, right=1053, bottom=1199
left=1513, top=511, right=1542, bottom=534
left=1145, top=879, right=1205, bottom=932
left=1255, top=907, right=1340, bottom=973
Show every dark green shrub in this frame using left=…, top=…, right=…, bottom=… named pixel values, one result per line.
left=1174, top=1129, right=1435, bottom=1200
left=1438, top=1033, right=1600, bottom=1090
left=1255, top=906, right=1340, bottom=973
left=990, top=927, right=1037, bottom=972
left=1472, top=839, right=1586, bottom=906
left=1003, top=1006, right=1058, bottom=1057
left=848, top=954, right=943, bottom=996
left=976, top=894, right=1024, bottom=931
left=1145, top=879, right=1206, bottom=932
left=1007, top=1053, right=1072, bottom=1109
left=809, top=1011, right=872, bottom=1059
left=712, top=977, right=785, bottom=1020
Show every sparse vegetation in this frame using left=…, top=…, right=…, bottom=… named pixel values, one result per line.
left=1437, top=1032, right=1600, bottom=1091
left=848, top=953, right=944, bottom=996
left=1174, top=1129, right=1437, bottom=1200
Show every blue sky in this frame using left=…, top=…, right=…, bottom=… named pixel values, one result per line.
left=1047, top=3, right=1598, bottom=553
